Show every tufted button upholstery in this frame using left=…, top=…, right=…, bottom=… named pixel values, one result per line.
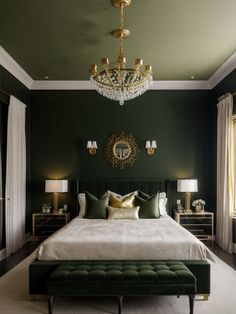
left=47, top=261, right=196, bottom=297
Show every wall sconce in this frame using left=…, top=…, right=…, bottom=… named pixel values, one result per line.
left=45, top=179, right=68, bottom=213
left=145, top=140, right=157, bottom=155
left=87, top=141, right=98, bottom=155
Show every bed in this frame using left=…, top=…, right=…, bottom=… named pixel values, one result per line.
left=29, top=179, right=212, bottom=297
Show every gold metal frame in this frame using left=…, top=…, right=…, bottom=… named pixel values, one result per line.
left=88, top=147, right=97, bottom=155
left=105, top=131, right=139, bottom=169
left=146, top=147, right=155, bottom=155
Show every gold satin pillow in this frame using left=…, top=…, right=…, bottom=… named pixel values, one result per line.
left=109, top=193, right=136, bottom=208
left=108, top=206, right=140, bottom=220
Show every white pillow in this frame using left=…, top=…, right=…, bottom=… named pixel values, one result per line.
left=78, top=193, right=86, bottom=218
left=159, top=192, right=168, bottom=215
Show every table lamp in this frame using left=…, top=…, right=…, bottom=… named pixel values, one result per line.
left=45, top=180, right=68, bottom=213
left=177, top=179, right=198, bottom=212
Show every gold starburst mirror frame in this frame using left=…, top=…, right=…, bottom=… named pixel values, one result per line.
left=105, top=131, right=139, bottom=169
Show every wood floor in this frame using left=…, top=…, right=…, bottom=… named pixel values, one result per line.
left=0, top=241, right=236, bottom=277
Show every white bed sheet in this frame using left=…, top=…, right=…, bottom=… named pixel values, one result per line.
left=37, top=215, right=214, bottom=261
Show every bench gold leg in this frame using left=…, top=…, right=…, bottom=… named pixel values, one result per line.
left=203, top=294, right=209, bottom=301
left=195, top=294, right=209, bottom=301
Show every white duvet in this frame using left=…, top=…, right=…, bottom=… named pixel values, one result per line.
left=37, top=215, right=214, bottom=261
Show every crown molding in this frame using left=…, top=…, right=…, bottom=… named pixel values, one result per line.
left=1, top=45, right=236, bottom=91
left=208, top=51, right=236, bottom=89
left=31, top=81, right=211, bottom=90
left=150, top=80, right=211, bottom=90
left=0, top=46, right=33, bottom=89
left=31, top=80, right=93, bottom=90
left=31, top=79, right=211, bottom=90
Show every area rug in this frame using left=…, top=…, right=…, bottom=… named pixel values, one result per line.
left=0, top=251, right=235, bottom=314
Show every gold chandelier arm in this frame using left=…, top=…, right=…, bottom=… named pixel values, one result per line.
left=104, top=68, right=116, bottom=88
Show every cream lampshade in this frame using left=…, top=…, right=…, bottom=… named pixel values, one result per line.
left=177, top=179, right=198, bottom=212
left=45, top=180, right=68, bottom=213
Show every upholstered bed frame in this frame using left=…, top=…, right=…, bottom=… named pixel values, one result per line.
left=29, top=179, right=210, bottom=298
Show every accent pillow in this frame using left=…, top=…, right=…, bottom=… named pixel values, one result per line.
left=159, top=192, right=168, bottom=215
left=137, top=190, right=167, bottom=215
left=108, top=206, right=140, bottom=220
left=109, top=192, right=136, bottom=208
left=78, top=193, right=86, bottom=218
left=135, top=193, right=160, bottom=218
left=84, top=191, right=109, bottom=219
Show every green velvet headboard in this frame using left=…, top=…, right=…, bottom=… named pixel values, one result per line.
left=76, top=178, right=173, bottom=216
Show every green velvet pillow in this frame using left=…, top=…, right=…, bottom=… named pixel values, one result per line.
left=135, top=192, right=160, bottom=218
left=84, top=191, right=109, bottom=219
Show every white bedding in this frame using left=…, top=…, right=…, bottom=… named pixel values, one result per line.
left=37, top=215, right=214, bottom=261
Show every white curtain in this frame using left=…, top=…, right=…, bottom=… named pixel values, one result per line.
left=216, top=93, right=235, bottom=253
left=5, top=96, right=26, bottom=257
left=0, top=122, right=3, bottom=249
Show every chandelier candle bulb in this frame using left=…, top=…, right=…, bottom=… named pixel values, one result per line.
left=89, top=64, right=98, bottom=76
left=135, top=58, right=143, bottom=67
left=101, top=58, right=109, bottom=67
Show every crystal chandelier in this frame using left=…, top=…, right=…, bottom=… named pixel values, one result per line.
left=89, top=0, right=153, bottom=106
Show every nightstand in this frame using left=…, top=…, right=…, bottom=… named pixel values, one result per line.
left=32, top=212, right=70, bottom=240
left=175, top=211, right=214, bottom=247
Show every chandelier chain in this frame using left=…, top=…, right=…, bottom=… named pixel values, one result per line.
left=119, top=5, right=125, bottom=60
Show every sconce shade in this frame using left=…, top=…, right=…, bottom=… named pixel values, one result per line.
left=92, top=141, right=98, bottom=149
left=45, top=180, right=68, bottom=193
left=177, top=179, right=198, bottom=193
left=87, top=141, right=92, bottom=148
left=151, top=140, right=157, bottom=148
left=145, top=141, right=151, bottom=148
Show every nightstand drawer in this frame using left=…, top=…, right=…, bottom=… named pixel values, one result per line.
left=32, top=213, right=70, bottom=240
left=175, top=211, right=214, bottom=247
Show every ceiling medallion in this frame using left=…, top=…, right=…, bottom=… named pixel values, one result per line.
left=89, top=0, right=153, bottom=106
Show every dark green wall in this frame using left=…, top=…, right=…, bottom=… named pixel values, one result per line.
left=0, top=66, right=31, bottom=234
left=30, top=89, right=216, bottom=217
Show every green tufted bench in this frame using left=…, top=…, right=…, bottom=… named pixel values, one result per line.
left=47, top=261, right=196, bottom=314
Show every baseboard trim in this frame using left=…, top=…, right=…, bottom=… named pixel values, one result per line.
left=0, top=248, right=6, bottom=261
left=0, top=233, right=32, bottom=261
left=233, top=243, right=236, bottom=253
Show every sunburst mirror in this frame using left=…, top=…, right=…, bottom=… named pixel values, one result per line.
left=105, top=131, right=140, bottom=169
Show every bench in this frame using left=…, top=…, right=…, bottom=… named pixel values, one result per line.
left=46, top=260, right=196, bottom=314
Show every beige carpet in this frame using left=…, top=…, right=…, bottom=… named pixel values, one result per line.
left=0, top=251, right=235, bottom=314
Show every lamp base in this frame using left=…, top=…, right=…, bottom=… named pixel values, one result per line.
left=53, top=193, right=59, bottom=213
left=184, top=192, right=191, bottom=212
left=184, top=209, right=193, bottom=214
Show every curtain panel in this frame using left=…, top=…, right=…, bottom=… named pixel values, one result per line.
left=216, top=94, right=235, bottom=253
left=5, top=96, right=26, bottom=257
left=0, top=113, right=3, bottom=249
